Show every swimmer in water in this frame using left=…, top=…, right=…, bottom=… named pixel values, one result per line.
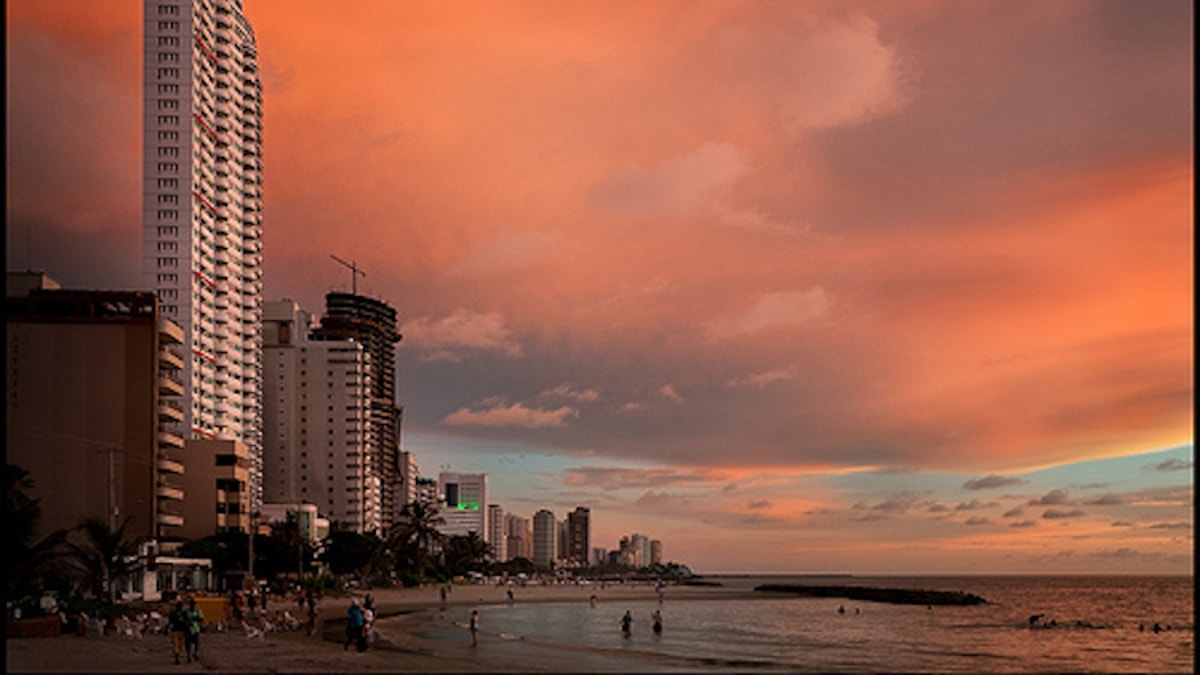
left=651, top=610, right=663, bottom=635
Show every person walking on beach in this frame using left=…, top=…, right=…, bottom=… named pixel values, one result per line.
left=469, top=610, right=479, bottom=646
left=183, top=598, right=203, bottom=662
left=506, top=589, right=514, bottom=605
left=440, top=586, right=447, bottom=607
left=620, top=610, right=633, bottom=638
left=651, top=610, right=663, bottom=635
left=167, top=601, right=188, bottom=664
left=344, top=600, right=365, bottom=652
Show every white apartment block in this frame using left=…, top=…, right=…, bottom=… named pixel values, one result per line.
left=437, top=472, right=489, bottom=541
left=398, top=450, right=417, bottom=508
left=504, top=514, right=532, bottom=561
left=532, top=510, right=557, bottom=567
left=142, top=0, right=265, bottom=509
left=487, top=504, right=506, bottom=561
left=262, top=300, right=381, bottom=533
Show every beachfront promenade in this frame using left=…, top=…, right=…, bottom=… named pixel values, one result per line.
left=7, top=581, right=742, bottom=673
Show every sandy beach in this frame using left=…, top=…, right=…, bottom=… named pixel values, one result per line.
left=6, top=581, right=751, bottom=673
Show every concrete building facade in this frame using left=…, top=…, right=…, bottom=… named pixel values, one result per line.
left=487, top=504, right=506, bottom=561
left=177, top=438, right=251, bottom=540
left=504, top=514, right=531, bottom=561
left=311, top=293, right=403, bottom=530
left=437, top=472, right=488, bottom=540
left=142, top=0, right=266, bottom=510
left=567, top=507, right=590, bottom=566
left=6, top=276, right=187, bottom=542
left=532, top=509, right=557, bottom=568
left=261, top=300, right=380, bottom=533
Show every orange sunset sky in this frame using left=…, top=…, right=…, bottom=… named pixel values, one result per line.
left=6, top=0, right=1193, bottom=573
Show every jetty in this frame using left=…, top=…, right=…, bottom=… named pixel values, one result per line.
left=754, top=584, right=987, bottom=606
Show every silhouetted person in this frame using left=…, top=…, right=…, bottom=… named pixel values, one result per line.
left=1028, top=614, right=1044, bottom=627
left=470, top=610, right=479, bottom=646
left=651, top=610, right=663, bottom=635
left=507, top=589, right=514, bottom=605
left=344, top=600, right=365, bottom=651
left=620, top=610, right=632, bottom=637
left=168, top=601, right=187, bottom=664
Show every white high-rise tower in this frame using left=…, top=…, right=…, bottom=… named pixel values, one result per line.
left=143, top=0, right=265, bottom=510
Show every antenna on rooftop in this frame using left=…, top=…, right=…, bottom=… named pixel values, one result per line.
left=330, top=254, right=366, bottom=296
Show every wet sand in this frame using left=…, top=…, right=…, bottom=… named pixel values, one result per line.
left=6, top=582, right=750, bottom=673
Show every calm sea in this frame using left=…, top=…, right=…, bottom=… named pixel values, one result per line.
left=392, top=576, right=1194, bottom=673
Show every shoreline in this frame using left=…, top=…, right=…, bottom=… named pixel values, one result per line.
left=7, top=581, right=750, bottom=673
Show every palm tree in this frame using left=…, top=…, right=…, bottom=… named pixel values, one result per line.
left=62, top=517, right=139, bottom=603
left=3, top=464, right=67, bottom=596
left=391, top=499, right=444, bottom=579
left=443, top=531, right=492, bottom=576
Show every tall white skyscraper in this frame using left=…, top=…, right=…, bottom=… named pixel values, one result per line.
left=143, top=0, right=265, bottom=509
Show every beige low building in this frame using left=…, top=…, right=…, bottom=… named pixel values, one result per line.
left=177, top=438, right=252, bottom=540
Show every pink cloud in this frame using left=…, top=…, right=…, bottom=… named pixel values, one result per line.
left=442, top=399, right=578, bottom=429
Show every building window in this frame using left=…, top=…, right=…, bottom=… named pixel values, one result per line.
left=157, top=178, right=179, bottom=189
left=157, top=35, right=180, bottom=47
left=157, top=226, right=178, bottom=236
left=157, top=98, right=180, bottom=110
left=157, top=67, right=180, bottom=79
left=157, top=257, right=178, bottom=268
left=157, top=162, right=179, bottom=173
left=157, top=5, right=179, bottom=16
left=157, top=241, right=178, bottom=252
left=156, top=209, right=178, bottom=220
left=156, top=115, right=180, bottom=127
left=158, top=52, right=180, bottom=63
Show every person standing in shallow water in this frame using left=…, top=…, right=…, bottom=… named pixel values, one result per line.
left=651, top=610, right=663, bottom=635
left=470, top=610, right=479, bottom=646
left=620, top=610, right=633, bottom=637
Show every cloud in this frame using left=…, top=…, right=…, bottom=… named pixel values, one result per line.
left=963, top=474, right=1025, bottom=490
left=1042, top=509, right=1087, bottom=520
left=592, top=142, right=749, bottom=220
left=400, top=309, right=522, bottom=362
left=1111, top=521, right=1135, bottom=527
left=1009, top=520, right=1037, bottom=528
left=658, top=384, right=685, bottom=405
left=706, top=287, right=832, bottom=340
left=1148, top=521, right=1191, bottom=530
left=1154, top=458, right=1194, bottom=471
left=964, top=517, right=991, bottom=526
left=1084, top=494, right=1125, bottom=506
left=954, top=499, right=990, bottom=512
left=539, top=383, right=601, bottom=403
left=442, top=399, right=577, bottom=429
left=1002, top=507, right=1025, bottom=518
left=726, top=367, right=796, bottom=390
left=635, top=490, right=685, bottom=508
left=561, top=467, right=720, bottom=491
left=853, top=491, right=926, bottom=514
left=746, top=500, right=773, bottom=511
left=1029, top=489, right=1071, bottom=506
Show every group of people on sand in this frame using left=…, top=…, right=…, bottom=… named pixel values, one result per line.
left=344, top=594, right=376, bottom=652
left=166, top=597, right=204, bottom=664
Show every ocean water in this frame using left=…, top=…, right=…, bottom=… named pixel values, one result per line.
left=396, top=576, right=1194, bottom=673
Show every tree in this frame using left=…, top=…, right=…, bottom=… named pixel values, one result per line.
left=61, top=518, right=139, bottom=603
left=443, top=532, right=491, bottom=576
left=3, top=464, right=67, bottom=597
left=390, top=499, right=445, bottom=579
left=322, top=529, right=388, bottom=580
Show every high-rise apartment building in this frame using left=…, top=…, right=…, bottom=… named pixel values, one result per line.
left=504, top=514, right=532, bottom=561
left=532, top=510, right=557, bottom=568
left=437, top=472, right=488, bottom=541
left=567, top=507, right=590, bottom=566
left=6, top=275, right=187, bottom=542
left=311, top=293, right=403, bottom=529
left=397, top=450, right=417, bottom=507
left=487, top=504, right=506, bottom=561
left=261, top=300, right=380, bottom=533
left=142, top=0, right=265, bottom=510
left=650, top=539, right=663, bottom=566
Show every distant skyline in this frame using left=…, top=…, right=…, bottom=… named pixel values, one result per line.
left=6, top=1, right=1192, bottom=574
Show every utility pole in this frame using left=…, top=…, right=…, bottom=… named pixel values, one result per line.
left=247, top=510, right=257, bottom=590
left=330, top=254, right=366, bottom=296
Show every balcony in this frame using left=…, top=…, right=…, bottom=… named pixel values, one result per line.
left=157, top=456, right=185, bottom=475
left=157, top=511, right=184, bottom=527
left=157, top=430, right=185, bottom=449
left=157, top=400, right=185, bottom=423
left=159, top=349, right=185, bottom=370
left=158, top=376, right=185, bottom=397
left=157, top=482, right=185, bottom=501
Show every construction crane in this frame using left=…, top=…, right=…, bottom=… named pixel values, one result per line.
left=330, top=254, right=366, bottom=296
